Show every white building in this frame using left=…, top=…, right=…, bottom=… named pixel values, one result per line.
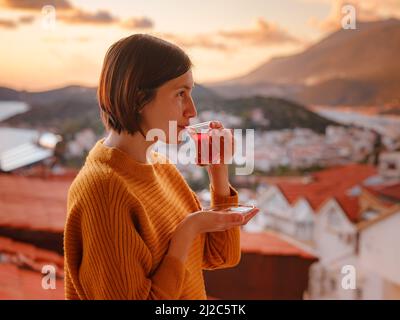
left=308, top=198, right=400, bottom=300
left=314, top=198, right=358, bottom=265
left=379, top=152, right=400, bottom=180
left=247, top=162, right=400, bottom=299
left=308, top=198, right=360, bottom=299
left=67, top=128, right=97, bottom=157
left=0, top=127, right=61, bottom=172
left=358, top=207, right=400, bottom=299
left=244, top=184, right=315, bottom=242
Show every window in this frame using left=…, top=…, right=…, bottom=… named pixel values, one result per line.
left=336, top=232, right=355, bottom=245
left=362, top=209, right=379, bottom=221
left=387, top=161, right=397, bottom=170
left=330, top=278, right=336, bottom=291
left=328, top=209, right=341, bottom=227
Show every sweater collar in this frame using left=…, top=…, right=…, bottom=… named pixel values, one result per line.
left=87, top=138, right=163, bottom=177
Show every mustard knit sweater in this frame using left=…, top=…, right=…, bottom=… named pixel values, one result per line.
left=64, top=138, right=240, bottom=300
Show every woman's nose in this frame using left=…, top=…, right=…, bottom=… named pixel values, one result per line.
left=185, top=97, right=197, bottom=119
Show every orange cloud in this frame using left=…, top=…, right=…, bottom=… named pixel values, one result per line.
left=159, top=32, right=230, bottom=51
left=58, top=9, right=155, bottom=28
left=2, top=0, right=73, bottom=10
left=309, top=0, right=400, bottom=32
left=217, top=18, right=300, bottom=45
left=0, top=18, right=17, bottom=28
left=156, top=18, right=300, bottom=52
left=18, top=15, right=35, bottom=24
left=59, top=9, right=117, bottom=25
left=0, top=14, right=35, bottom=29
left=2, top=0, right=154, bottom=29
left=41, top=35, right=91, bottom=43
left=121, top=17, right=154, bottom=29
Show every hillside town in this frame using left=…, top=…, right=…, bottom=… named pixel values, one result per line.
left=1, top=2, right=400, bottom=301
left=1, top=102, right=399, bottom=299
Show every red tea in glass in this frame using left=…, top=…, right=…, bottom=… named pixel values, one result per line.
left=186, top=122, right=234, bottom=166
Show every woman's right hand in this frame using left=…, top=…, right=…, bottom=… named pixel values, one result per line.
left=167, top=208, right=259, bottom=263
left=184, top=208, right=258, bottom=234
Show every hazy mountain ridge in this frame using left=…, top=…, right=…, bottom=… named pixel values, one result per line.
left=208, top=19, right=400, bottom=106
left=0, top=84, right=337, bottom=135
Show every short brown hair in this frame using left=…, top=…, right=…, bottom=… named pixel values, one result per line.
left=97, top=34, right=193, bottom=135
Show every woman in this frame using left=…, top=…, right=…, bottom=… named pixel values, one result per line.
left=64, top=34, right=258, bottom=300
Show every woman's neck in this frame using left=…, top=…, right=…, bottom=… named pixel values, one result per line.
left=103, top=130, right=154, bottom=164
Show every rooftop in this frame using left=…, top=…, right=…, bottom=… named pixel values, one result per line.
left=240, top=230, right=316, bottom=260
left=0, top=236, right=64, bottom=299
left=275, top=163, right=378, bottom=222
left=0, top=173, right=74, bottom=232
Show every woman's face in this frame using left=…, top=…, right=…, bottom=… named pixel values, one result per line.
left=140, top=69, right=197, bottom=144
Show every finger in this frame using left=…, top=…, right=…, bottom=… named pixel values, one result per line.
left=220, top=219, right=245, bottom=230
left=231, top=214, right=244, bottom=223
left=203, top=211, right=245, bottom=230
left=210, top=121, right=223, bottom=129
left=215, top=212, right=243, bottom=223
left=203, top=210, right=226, bottom=215
left=243, top=209, right=260, bottom=224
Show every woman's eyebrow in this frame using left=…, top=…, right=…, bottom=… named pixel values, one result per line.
left=175, top=84, right=195, bottom=90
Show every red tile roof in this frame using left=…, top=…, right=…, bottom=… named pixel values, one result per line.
left=275, top=164, right=377, bottom=222
left=364, top=183, right=400, bottom=202
left=311, top=163, right=376, bottom=182
left=0, top=237, right=64, bottom=272
left=240, top=230, right=316, bottom=260
left=334, top=195, right=360, bottom=222
left=0, top=264, right=64, bottom=299
left=0, top=174, right=74, bottom=232
left=0, top=237, right=64, bottom=299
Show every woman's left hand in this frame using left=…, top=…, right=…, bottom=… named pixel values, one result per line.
left=208, top=120, right=234, bottom=166
left=207, top=120, right=234, bottom=197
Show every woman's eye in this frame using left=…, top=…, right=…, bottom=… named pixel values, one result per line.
left=177, top=91, right=185, bottom=97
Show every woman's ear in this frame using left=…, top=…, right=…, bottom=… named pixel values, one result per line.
left=135, top=89, right=147, bottom=114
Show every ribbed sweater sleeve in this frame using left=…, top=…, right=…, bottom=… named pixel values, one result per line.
left=64, top=171, right=188, bottom=300
left=202, top=184, right=241, bottom=270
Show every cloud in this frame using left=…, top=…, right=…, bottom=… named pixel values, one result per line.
left=59, top=9, right=117, bottom=25
left=0, top=18, right=17, bottom=28
left=159, top=32, right=230, bottom=51
left=157, top=18, right=300, bottom=52
left=58, top=9, right=155, bottom=28
left=121, top=16, right=154, bottom=29
left=308, top=0, right=400, bottom=32
left=18, top=15, right=35, bottom=24
left=217, top=18, right=301, bottom=45
left=0, top=14, right=35, bottom=29
left=2, top=0, right=73, bottom=10
left=42, top=35, right=91, bottom=43
left=2, top=0, right=154, bottom=29
left=182, top=36, right=230, bottom=51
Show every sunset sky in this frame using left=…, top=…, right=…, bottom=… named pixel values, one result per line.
left=0, top=0, right=398, bottom=91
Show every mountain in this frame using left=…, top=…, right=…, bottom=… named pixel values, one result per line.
left=0, top=83, right=218, bottom=107
left=192, top=83, right=223, bottom=102
left=0, top=84, right=223, bottom=136
left=211, top=96, right=338, bottom=133
left=0, top=84, right=337, bottom=135
left=22, top=85, right=98, bottom=105
left=0, top=85, right=100, bottom=136
left=0, top=87, right=21, bottom=101
left=208, top=19, right=400, bottom=106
